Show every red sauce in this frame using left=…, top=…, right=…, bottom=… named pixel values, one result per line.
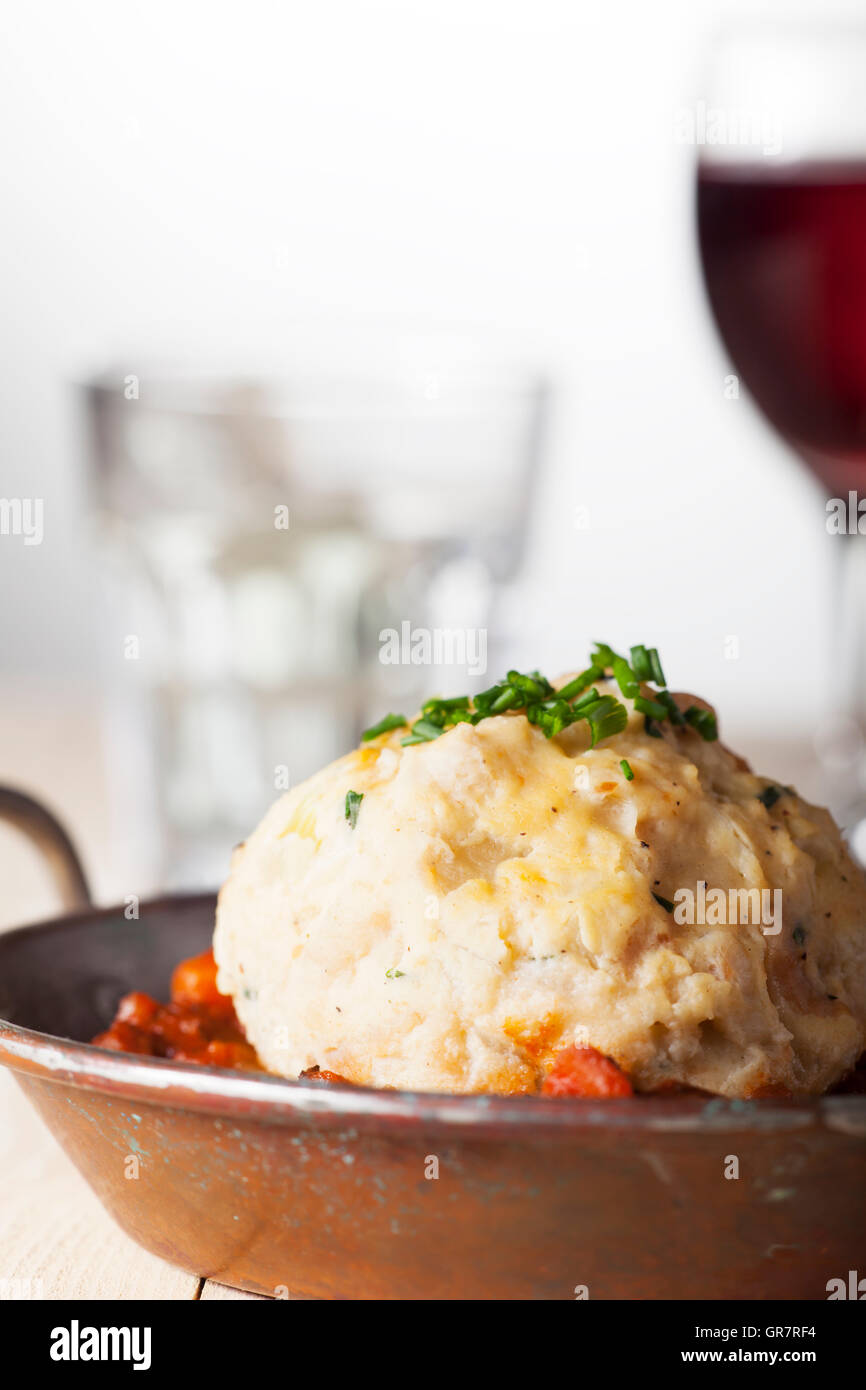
left=92, top=948, right=260, bottom=1070
left=541, top=1045, right=634, bottom=1098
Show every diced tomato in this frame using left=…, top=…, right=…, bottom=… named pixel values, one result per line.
left=93, top=948, right=260, bottom=1070
left=201, top=1038, right=260, bottom=1069
left=92, top=1019, right=157, bottom=1056
left=542, top=1044, right=633, bottom=1098
left=170, top=947, right=235, bottom=1021
left=115, top=991, right=160, bottom=1029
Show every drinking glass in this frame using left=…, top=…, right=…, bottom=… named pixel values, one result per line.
left=694, top=22, right=866, bottom=844
left=86, top=361, right=547, bottom=886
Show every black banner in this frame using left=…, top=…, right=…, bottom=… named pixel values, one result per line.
left=3, top=1297, right=860, bottom=1375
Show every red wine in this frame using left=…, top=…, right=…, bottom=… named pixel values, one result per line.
left=697, top=163, right=866, bottom=494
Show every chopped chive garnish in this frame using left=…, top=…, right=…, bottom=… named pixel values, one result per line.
left=445, top=708, right=479, bottom=725
left=653, top=892, right=675, bottom=913
left=684, top=706, right=718, bottom=742
left=366, top=642, right=718, bottom=754
left=630, top=644, right=652, bottom=681
left=400, top=718, right=444, bottom=745
left=473, top=680, right=510, bottom=713
left=634, top=694, right=668, bottom=720
left=656, top=690, right=685, bottom=726
left=620, top=758, right=634, bottom=781
left=571, top=686, right=601, bottom=712
left=557, top=666, right=601, bottom=701
left=385, top=967, right=405, bottom=979
left=344, top=790, right=364, bottom=827
left=757, top=784, right=783, bottom=811
left=422, top=695, right=470, bottom=715
left=490, top=685, right=519, bottom=713
left=647, top=647, right=666, bottom=687
left=612, top=655, right=639, bottom=699
left=362, top=713, right=407, bottom=741
left=507, top=670, right=552, bottom=700
left=592, top=642, right=617, bottom=669
left=585, top=695, right=628, bottom=746
left=527, top=696, right=582, bottom=738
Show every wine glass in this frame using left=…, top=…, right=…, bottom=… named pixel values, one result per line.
left=694, top=21, right=866, bottom=850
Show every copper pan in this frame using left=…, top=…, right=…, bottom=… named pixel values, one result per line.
left=0, top=788, right=863, bottom=1300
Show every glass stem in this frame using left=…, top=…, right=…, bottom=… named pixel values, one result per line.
left=823, top=531, right=866, bottom=831
left=837, top=533, right=866, bottom=730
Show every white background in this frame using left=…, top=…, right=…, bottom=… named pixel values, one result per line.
left=0, top=0, right=857, bottom=745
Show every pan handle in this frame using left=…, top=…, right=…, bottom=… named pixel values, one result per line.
left=0, top=786, right=92, bottom=911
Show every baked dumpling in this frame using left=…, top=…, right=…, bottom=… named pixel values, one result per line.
left=215, top=662, right=866, bottom=1098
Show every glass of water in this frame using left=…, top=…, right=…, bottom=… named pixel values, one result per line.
left=85, top=360, right=548, bottom=886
